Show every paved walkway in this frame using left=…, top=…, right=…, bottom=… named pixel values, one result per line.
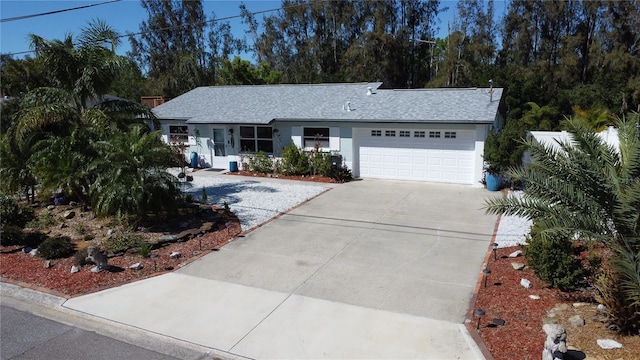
left=62, top=176, right=498, bottom=359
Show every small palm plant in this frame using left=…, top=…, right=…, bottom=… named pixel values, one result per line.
left=485, top=112, right=640, bottom=333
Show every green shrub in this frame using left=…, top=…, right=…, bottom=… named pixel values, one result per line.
left=138, top=242, right=151, bottom=258
left=246, top=151, right=273, bottom=173
left=0, top=194, right=34, bottom=228
left=523, top=222, right=585, bottom=291
left=37, top=236, right=74, bottom=259
left=309, top=151, right=332, bottom=176
left=26, top=212, right=60, bottom=230
left=0, top=225, right=24, bottom=246
left=23, top=231, right=48, bottom=248
left=329, top=164, right=353, bottom=183
left=281, top=144, right=309, bottom=175
left=101, top=234, right=144, bottom=253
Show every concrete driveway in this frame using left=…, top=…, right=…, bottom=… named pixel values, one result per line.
left=64, top=179, right=498, bottom=359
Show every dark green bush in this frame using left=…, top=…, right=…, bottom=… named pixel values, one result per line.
left=0, top=225, right=24, bottom=246
left=23, top=231, right=48, bottom=248
left=329, top=164, right=353, bottom=183
left=523, top=222, right=585, bottom=291
left=281, top=144, right=309, bottom=175
left=0, top=194, right=34, bottom=228
left=37, top=236, right=74, bottom=259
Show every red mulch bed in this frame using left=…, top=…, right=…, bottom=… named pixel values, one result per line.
left=469, top=245, right=639, bottom=360
left=226, top=170, right=339, bottom=183
left=469, top=246, right=562, bottom=359
left=1, top=221, right=241, bottom=298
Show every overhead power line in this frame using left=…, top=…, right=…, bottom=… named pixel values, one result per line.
left=3, top=1, right=309, bottom=58
left=1, top=0, right=121, bottom=23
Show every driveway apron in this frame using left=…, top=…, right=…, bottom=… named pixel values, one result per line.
left=64, top=179, right=498, bottom=359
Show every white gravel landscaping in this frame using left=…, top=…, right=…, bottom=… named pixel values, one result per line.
left=493, top=191, right=533, bottom=248
left=171, top=169, right=328, bottom=231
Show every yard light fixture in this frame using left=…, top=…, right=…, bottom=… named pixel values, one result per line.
left=483, top=268, right=492, bottom=288
left=492, top=242, right=498, bottom=261
left=474, top=309, right=485, bottom=330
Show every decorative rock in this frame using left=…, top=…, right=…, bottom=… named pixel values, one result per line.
left=71, top=265, right=79, bottom=273
left=193, top=250, right=201, bottom=256
left=520, top=278, right=532, bottom=288
left=47, top=204, right=56, bottom=210
left=129, top=262, right=143, bottom=270
left=158, top=235, right=177, bottom=243
left=554, top=303, right=570, bottom=312
left=568, top=315, right=585, bottom=327
left=511, top=262, right=526, bottom=270
left=62, top=210, right=75, bottom=219
left=529, top=295, right=541, bottom=300
left=29, top=248, right=38, bottom=256
left=200, top=222, right=215, bottom=232
left=542, top=323, right=567, bottom=360
left=59, top=223, right=68, bottom=229
left=170, top=251, right=181, bottom=259
left=43, top=260, right=51, bottom=268
left=597, top=304, right=607, bottom=312
left=509, top=250, right=523, bottom=258
left=107, top=229, right=114, bottom=236
left=573, top=302, right=590, bottom=308
left=90, top=266, right=102, bottom=273
left=597, top=339, right=623, bottom=349
left=542, top=317, right=559, bottom=325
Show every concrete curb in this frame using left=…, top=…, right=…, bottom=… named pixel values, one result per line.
left=0, top=282, right=248, bottom=360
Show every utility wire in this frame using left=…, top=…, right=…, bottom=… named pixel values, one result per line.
left=3, top=1, right=310, bottom=57
left=1, top=0, right=121, bottom=23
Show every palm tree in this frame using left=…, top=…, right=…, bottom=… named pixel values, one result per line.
left=485, top=112, right=640, bottom=332
left=2, top=21, right=179, bottom=219
left=485, top=114, right=639, bottom=242
left=89, top=125, right=180, bottom=218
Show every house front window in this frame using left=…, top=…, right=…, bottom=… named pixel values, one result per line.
left=240, top=126, right=273, bottom=153
left=169, top=125, right=188, bottom=142
left=303, top=127, right=330, bottom=148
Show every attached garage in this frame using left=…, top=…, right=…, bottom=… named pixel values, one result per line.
left=356, top=128, right=477, bottom=184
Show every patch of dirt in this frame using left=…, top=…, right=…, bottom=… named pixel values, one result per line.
left=470, top=246, right=640, bottom=360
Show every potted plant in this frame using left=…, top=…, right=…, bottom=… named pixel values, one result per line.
left=484, top=163, right=502, bottom=191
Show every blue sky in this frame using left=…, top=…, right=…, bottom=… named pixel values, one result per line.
left=0, top=1, right=503, bottom=61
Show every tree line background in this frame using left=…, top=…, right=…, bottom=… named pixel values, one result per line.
left=2, top=0, right=639, bottom=127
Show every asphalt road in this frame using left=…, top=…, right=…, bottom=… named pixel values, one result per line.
left=0, top=305, right=179, bottom=360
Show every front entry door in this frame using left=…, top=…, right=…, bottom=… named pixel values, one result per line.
left=211, top=128, right=226, bottom=168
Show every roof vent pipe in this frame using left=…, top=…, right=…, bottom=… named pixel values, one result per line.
left=367, top=87, right=373, bottom=95
left=489, top=79, right=494, bottom=102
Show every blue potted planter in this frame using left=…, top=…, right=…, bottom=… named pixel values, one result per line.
left=190, top=151, right=198, bottom=168
left=486, top=173, right=501, bottom=191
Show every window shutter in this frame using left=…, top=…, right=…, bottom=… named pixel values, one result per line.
left=329, top=127, right=340, bottom=150
left=292, top=126, right=302, bottom=147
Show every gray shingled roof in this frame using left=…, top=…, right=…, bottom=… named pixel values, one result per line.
left=152, top=82, right=503, bottom=124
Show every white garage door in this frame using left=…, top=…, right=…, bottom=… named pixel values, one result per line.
left=356, top=128, right=476, bottom=184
